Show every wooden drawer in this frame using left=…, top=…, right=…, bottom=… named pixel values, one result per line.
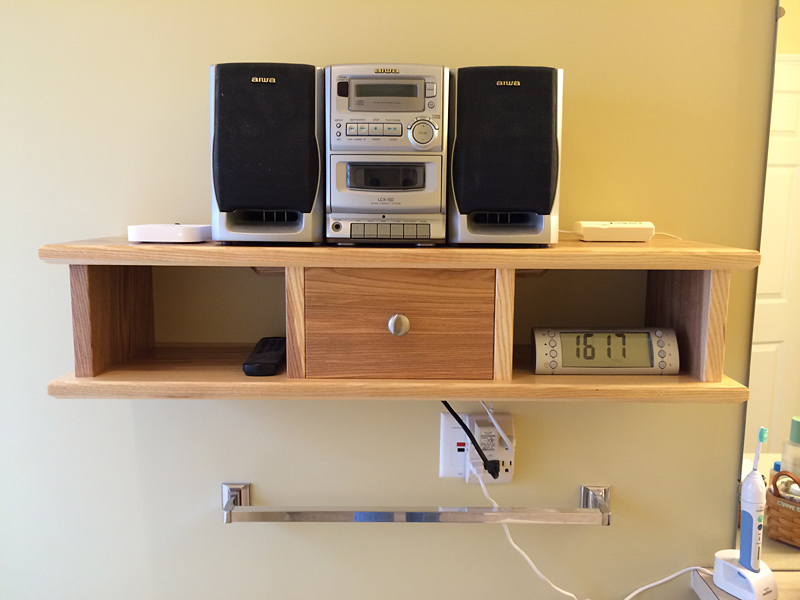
left=304, top=268, right=496, bottom=379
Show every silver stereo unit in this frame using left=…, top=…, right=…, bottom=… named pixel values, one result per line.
left=325, top=64, right=448, bottom=244
left=211, top=63, right=324, bottom=243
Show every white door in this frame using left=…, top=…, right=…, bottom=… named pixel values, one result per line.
left=747, top=55, right=800, bottom=453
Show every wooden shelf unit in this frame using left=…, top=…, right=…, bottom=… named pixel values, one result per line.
left=39, top=237, right=760, bottom=402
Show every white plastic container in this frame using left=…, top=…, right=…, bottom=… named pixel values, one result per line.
left=781, top=416, right=800, bottom=477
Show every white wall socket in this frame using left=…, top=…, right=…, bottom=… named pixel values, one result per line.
left=439, top=412, right=515, bottom=483
left=439, top=412, right=468, bottom=478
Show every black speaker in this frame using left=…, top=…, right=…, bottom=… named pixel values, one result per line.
left=449, top=66, right=561, bottom=244
left=211, top=62, right=323, bottom=242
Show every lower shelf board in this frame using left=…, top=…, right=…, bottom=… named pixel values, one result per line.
left=47, top=344, right=749, bottom=402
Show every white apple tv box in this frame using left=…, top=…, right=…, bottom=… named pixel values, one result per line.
left=128, top=224, right=211, bottom=243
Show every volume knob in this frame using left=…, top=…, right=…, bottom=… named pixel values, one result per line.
left=410, top=120, right=435, bottom=145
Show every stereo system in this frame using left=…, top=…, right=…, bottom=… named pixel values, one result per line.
left=211, top=63, right=562, bottom=245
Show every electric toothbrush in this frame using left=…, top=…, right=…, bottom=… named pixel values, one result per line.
left=711, top=427, right=777, bottom=600
left=740, top=427, right=768, bottom=572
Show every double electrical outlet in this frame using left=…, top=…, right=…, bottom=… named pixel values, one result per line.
left=439, top=412, right=515, bottom=483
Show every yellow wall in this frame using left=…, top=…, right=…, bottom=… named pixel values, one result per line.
left=0, top=1, right=778, bottom=599
left=779, top=0, right=800, bottom=53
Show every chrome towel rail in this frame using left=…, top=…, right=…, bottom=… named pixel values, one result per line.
left=221, top=483, right=611, bottom=526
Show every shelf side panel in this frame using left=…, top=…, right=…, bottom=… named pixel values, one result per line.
left=704, top=270, right=731, bottom=382
left=285, top=266, right=306, bottom=379
left=69, top=265, right=154, bottom=377
left=494, top=269, right=515, bottom=381
left=645, top=270, right=715, bottom=382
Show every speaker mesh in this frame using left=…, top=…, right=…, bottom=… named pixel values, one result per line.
left=213, top=63, right=318, bottom=213
left=452, top=67, right=558, bottom=216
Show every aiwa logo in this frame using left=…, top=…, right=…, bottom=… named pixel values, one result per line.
left=251, top=77, right=276, bottom=83
left=496, top=80, right=521, bottom=86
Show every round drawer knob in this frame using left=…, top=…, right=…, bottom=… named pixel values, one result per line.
left=388, top=314, right=410, bottom=337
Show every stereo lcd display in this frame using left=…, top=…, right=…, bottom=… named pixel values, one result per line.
left=355, top=83, right=418, bottom=98
left=348, top=78, right=425, bottom=112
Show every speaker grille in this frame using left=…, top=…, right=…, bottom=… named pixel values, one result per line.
left=452, top=67, right=558, bottom=215
left=213, top=63, right=319, bottom=214
left=472, top=212, right=537, bottom=225
left=236, top=210, right=301, bottom=224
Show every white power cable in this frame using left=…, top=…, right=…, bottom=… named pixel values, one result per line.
left=621, top=566, right=712, bottom=600
left=471, top=403, right=708, bottom=600
left=471, top=463, right=583, bottom=600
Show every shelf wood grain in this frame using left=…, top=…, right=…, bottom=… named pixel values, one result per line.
left=70, top=264, right=154, bottom=376
left=42, top=237, right=759, bottom=403
left=39, top=237, right=760, bottom=271
left=304, top=268, right=496, bottom=379
left=46, top=344, right=749, bottom=403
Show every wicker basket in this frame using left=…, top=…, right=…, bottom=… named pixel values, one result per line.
left=766, top=470, right=800, bottom=548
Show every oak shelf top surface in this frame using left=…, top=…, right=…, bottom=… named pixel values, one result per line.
left=39, top=237, right=760, bottom=270
left=47, top=344, right=749, bottom=403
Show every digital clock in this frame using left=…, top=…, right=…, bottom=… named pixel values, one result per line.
left=532, top=328, right=679, bottom=375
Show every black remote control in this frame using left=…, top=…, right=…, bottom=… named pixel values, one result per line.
left=243, top=337, right=286, bottom=376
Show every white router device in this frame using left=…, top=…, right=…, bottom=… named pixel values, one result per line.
left=573, top=220, right=655, bottom=242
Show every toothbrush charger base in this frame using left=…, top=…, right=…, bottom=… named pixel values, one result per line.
left=712, top=549, right=777, bottom=600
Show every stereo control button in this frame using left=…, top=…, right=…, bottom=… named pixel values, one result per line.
left=364, top=223, right=378, bottom=238
left=417, top=224, right=430, bottom=238
left=549, top=361, right=558, bottom=369
left=384, top=123, right=402, bottom=136
left=369, top=124, right=383, bottom=136
left=377, top=223, right=391, bottom=238
left=346, top=123, right=357, bottom=136
left=351, top=223, right=365, bottom=238
left=357, top=123, right=369, bottom=136
left=404, top=224, right=417, bottom=238
left=659, top=361, right=667, bottom=369
left=411, top=121, right=434, bottom=145
left=425, top=82, right=436, bottom=98
left=390, top=224, right=404, bottom=238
